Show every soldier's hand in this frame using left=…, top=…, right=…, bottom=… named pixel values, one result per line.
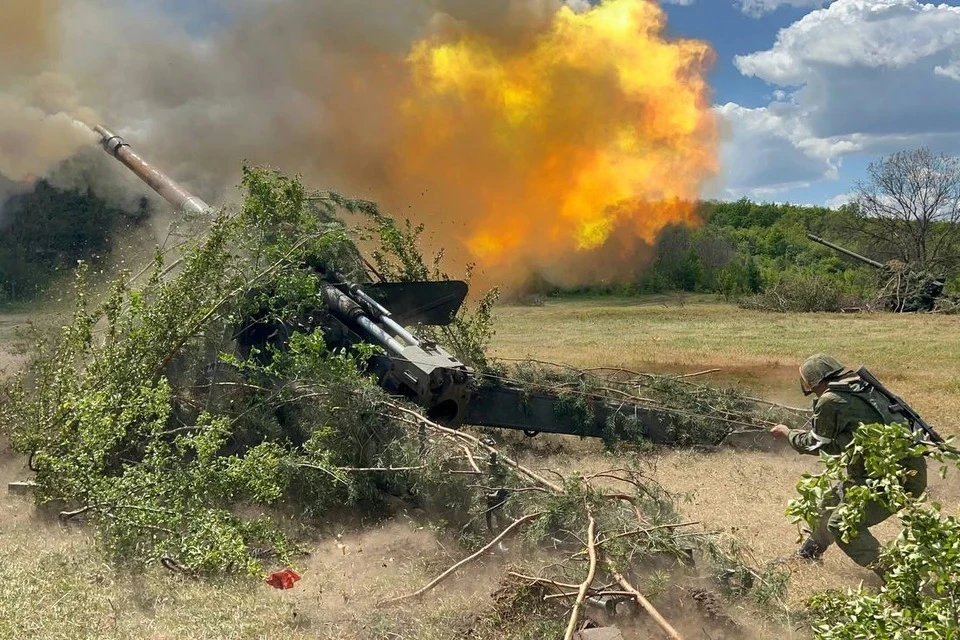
left=770, top=424, right=790, bottom=438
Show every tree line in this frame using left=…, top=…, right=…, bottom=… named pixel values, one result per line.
left=0, top=179, right=151, bottom=304
left=547, top=148, right=960, bottom=304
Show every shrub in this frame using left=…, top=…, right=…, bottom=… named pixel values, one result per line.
left=738, top=269, right=866, bottom=312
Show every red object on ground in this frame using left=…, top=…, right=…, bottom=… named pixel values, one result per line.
left=265, top=568, right=302, bottom=590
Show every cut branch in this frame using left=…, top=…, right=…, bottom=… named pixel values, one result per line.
left=563, top=512, right=598, bottom=640
left=545, top=590, right=635, bottom=601
left=460, top=445, right=482, bottom=474
left=675, top=368, right=720, bottom=379
left=388, top=402, right=565, bottom=493
left=608, top=564, right=685, bottom=640
left=507, top=572, right=586, bottom=591
left=295, top=462, right=348, bottom=484
left=595, top=521, right=701, bottom=547
left=335, top=466, right=425, bottom=472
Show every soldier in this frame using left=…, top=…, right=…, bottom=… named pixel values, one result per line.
left=769, top=353, right=927, bottom=578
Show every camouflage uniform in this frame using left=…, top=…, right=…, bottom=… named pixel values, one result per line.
left=787, top=354, right=927, bottom=575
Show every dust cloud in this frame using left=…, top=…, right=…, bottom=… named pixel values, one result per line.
left=0, top=0, right=718, bottom=290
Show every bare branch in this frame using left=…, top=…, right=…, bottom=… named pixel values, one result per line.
left=607, top=564, right=685, bottom=640
left=460, top=445, right=482, bottom=474
left=388, top=402, right=565, bottom=493
left=595, top=521, right=701, bottom=547
left=335, top=466, right=425, bottom=472
left=545, top=589, right=635, bottom=601
left=295, top=462, right=348, bottom=484
left=675, top=368, right=720, bottom=379
left=508, top=572, right=588, bottom=592
left=563, top=512, right=598, bottom=640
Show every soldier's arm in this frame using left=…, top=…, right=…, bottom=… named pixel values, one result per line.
left=788, top=395, right=845, bottom=456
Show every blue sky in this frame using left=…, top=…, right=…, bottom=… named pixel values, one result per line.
left=653, top=0, right=960, bottom=207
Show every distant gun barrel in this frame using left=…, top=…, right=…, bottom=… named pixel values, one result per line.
left=806, top=233, right=885, bottom=269
left=92, top=124, right=212, bottom=217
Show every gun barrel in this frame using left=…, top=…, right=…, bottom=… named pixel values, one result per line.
left=807, top=233, right=885, bottom=269
left=92, top=125, right=211, bottom=217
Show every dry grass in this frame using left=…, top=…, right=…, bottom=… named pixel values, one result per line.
left=488, top=294, right=960, bottom=607
left=489, top=294, right=960, bottom=423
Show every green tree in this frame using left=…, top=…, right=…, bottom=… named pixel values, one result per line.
left=0, top=180, right=149, bottom=302
left=851, top=148, right=960, bottom=271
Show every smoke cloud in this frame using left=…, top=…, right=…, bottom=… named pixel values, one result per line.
left=0, top=2, right=97, bottom=186
left=1, top=0, right=717, bottom=290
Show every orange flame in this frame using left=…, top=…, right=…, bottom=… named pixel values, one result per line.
left=393, top=0, right=717, bottom=288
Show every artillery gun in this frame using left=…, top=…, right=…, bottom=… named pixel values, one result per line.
left=92, top=123, right=792, bottom=448
left=806, top=233, right=947, bottom=312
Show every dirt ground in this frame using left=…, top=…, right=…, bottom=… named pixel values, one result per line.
left=1, top=296, right=957, bottom=638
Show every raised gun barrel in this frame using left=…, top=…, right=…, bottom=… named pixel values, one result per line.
left=92, top=124, right=212, bottom=217
left=806, top=233, right=885, bottom=269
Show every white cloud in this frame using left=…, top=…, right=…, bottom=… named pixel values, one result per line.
left=713, top=102, right=839, bottom=197
left=718, top=0, right=960, bottom=196
left=662, top=0, right=696, bottom=5
left=825, top=192, right=853, bottom=208
left=933, top=58, right=960, bottom=81
left=735, top=0, right=960, bottom=85
left=736, top=0, right=831, bottom=18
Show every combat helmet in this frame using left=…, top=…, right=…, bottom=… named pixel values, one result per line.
left=799, top=353, right=845, bottom=395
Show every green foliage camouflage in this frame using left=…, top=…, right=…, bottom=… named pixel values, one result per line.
left=786, top=422, right=960, bottom=638
left=0, top=166, right=796, bottom=640
left=0, top=167, right=757, bottom=589
left=359, top=207, right=500, bottom=370
left=486, top=360, right=806, bottom=449
left=0, top=165, right=495, bottom=575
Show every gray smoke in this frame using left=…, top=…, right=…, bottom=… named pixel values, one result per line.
left=0, top=0, right=98, bottom=227
left=30, top=0, right=585, bottom=207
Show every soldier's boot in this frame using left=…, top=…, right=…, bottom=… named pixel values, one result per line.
left=870, top=563, right=888, bottom=586
left=796, top=536, right=826, bottom=561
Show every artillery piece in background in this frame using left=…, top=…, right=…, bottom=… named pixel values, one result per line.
left=806, top=233, right=949, bottom=312
left=91, top=123, right=796, bottom=450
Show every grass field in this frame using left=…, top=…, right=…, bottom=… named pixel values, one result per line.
left=1, top=295, right=958, bottom=638
left=489, top=294, right=960, bottom=425
left=487, top=294, right=960, bottom=607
